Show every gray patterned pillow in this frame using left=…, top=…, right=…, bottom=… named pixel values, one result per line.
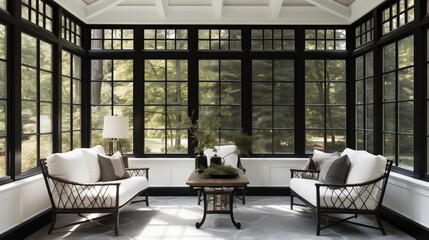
left=98, top=151, right=130, bottom=181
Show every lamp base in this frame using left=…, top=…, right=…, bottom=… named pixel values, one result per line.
left=108, top=138, right=122, bottom=156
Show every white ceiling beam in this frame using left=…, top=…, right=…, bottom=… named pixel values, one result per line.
left=155, top=0, right=167, bottom=18
left=212, top=0, right=223, bottom=19
left=269, top=0, right=283, bottom=19
left=86, top=0, right=125, bottom=20
left=305, top=0, right=350, bottom=20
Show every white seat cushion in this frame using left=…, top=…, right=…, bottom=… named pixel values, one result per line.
left=52, top=176, right=148, bottom=209
left=290, top=178, right=378, bottom=210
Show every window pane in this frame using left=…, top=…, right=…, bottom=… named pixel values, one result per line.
left=306, top=130, right=325, bottom=153
left=252, top=106, right=272, bottom=128
left=274, top=130, right=294, bottom=153
left=398, top=102, right=413, bottom=133
left=398, top=36, right=414, bottom=68
left=145, top=130, right=165, bottom=153
left=252, top=130, right=272, bottom=154
left=21, top=34, right=37, bottom=67
left=398, top=135, right=413, bottom=170
left=398, top=68, right=414, bottom=100
left=21, top=135, right=37, bottom=171
left=274, top=106, right=294, bottom=128
left=383, top=43, right=396, bottom=72
left=305, top=106, right=324, bottom=129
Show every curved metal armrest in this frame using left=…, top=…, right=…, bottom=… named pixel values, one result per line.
left=290, top=169, right=320, bottom=180
left=314, top=174, right=389, bottom=210
left=44, top=174, right=121, bottom=209
left=126, top=167, right=149, bottom=179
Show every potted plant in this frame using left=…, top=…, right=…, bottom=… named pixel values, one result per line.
left=186, top=112, right=220, bottom=170
left=228, top=131, right=252, bottom=158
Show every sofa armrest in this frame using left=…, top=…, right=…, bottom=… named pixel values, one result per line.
left=45, top=175, right=121, bottom=209
left=126, top=167, right=149, bottom=179
left=290, top=169, right=319, bottom=180
left=314, top=174, right=389, bottom=210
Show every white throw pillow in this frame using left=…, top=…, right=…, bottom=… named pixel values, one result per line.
left=312, top=149, right=339, bottom=169
left=308, top=149, right=340, bottom=181
left=80, top=145, right=105, bottom=183
left=47, top=149, right=91, bottom=183
left=345, top=150, right=387, bottom=184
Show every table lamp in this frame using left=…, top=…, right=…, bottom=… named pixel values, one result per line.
left=103, top=115, right=129, bottom=155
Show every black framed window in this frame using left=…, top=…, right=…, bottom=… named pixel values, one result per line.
left=143, top=29, right=188, bottom=50
left=305, top=29, right=346, bottom=50
left=21, top=33, right=53, bottom=172
left=21, top=0, right=53, bottom=32
left=427, top=29, right=429, bottom=174
left=252, top=60, right=294, bottom=154
left=0, top=24, right=6, bottom=177
left=90, top=60, right=134, bottom=153
left=61, top=15, right=82, bottom=47
left=0, top=0, right=6, bottom=11
left=305, top=59, right=346, bottom=153
left=355, top=18, right=374, bottom=49
left=382, top=0, right=415, bottom=35
left=355, top=52, right=374, bottom=152
left=143, top=59, right=188, bottom=154
left=251, top=29, right=295, bottom=51
left=198, top=60, right=241, bottom=143
left=382, top=35, right=414, bottom=170
left=198, top=29, right=242, bottom=50
left=61, top=51, right=82, bottom=152
left=91, top=29, right=134, bottom=50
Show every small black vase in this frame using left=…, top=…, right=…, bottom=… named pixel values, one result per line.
left=210, top=154, right=223, bottom=166
left=195, top=153, right=208, bottom=170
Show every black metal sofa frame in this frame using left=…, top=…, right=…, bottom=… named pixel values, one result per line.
left=290, top=160, right=393, bottom=235
left=40, top=158, right=149, bottom=236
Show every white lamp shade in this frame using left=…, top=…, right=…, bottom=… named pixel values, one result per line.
left=102, top=116, right=129, bottom=139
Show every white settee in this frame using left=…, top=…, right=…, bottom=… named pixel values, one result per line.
left=290, top=148, right=393, bottom=235
left=40, top=145, right=149, bottom=236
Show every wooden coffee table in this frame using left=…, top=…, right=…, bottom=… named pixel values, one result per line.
left=186, top=170, right=249, bottom=229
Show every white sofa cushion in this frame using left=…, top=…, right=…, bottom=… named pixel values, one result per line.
left=341, top=148, right=387, bottom=184
left=47, top=149, right=91, bottom=183
left=80, top=145, right=105, bottom=183
left=290, top=178, right=378, bottom=210
left=52, top=176, right=148, bottom=208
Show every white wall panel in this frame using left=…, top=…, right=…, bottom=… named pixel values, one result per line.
left=384, top=172, right=429, bottom=229
left=0, top=175, right=50, bottom=235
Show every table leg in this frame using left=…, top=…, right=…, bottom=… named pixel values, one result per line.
left=229, top=188, right=241, bottom=229
left=195, top=188, right=207, bottom=229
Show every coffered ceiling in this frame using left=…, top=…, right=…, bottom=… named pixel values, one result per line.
left=55, top=0, right=385, bottom=25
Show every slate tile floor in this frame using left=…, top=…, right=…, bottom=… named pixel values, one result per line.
left=26, top=196, right=414, bottom=240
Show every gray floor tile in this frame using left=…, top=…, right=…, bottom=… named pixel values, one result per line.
left=26, top=196, right=414, bottom=240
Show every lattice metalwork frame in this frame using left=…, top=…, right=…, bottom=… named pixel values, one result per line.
left=39, top=158, right=149, bottom=236
left=290, top=160, right=393, bottom=236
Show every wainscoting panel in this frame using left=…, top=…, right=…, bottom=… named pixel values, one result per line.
left=384, top=172, right=429, bottom=230
left=129, top=157, right=307, bottom=187
left=0, top=174, right=50, bottom=236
